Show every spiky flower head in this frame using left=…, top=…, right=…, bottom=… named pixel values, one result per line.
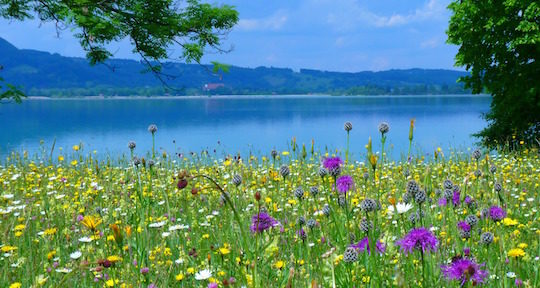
left=322, top=204, right=331, bottom=216
left=148, top=124, right=158, bottom=134
left=323, top=157, right=343, bottom=177
left=472, top=149, right=482, bottom=160
left=441, top=258, right=488, bottom=286
left=489, top=165, right=497, bottom=174
left=480, top=232, right=494, bottom=245
left=294, top=187, right=304, bottom=199
left=306, top=219, right=317, bottom=229
left=128, top=141, right=136, bottom=150
left=443, top=179, right=453, bottom=190
left=279, top=165, right=290, bottom=178
left=344, top=121, right=353, bottom=132
left=359, top=218, right=372, bottom=233
left=297, top=216, right=306, bottom=227
left=360, top=198, right=377, bottom=212
left=474, top=169, right=482, bottom=178
left=250, top=212, right=278, bottom=233
left=343, top=247, right=358, bottom=263
left=465, top=215, right=478, bottom=226
left=336, top=175, right=354, bottom=194
left=318, top=167, right=328, bottom=178
left=396, top=227, right=438, bottom=255
left=271, top=149, right=278, bottom=159
left=349, top=237, right=386, bottom=255
left=232, top=175, right=242, bottom=186
left=310, top=186, right=319, bottom=197
left=297, top=228, right=307, bottom=241
left=378, top=122, right=390, bottom=134
left=338, top=195, right=347, bottom=207
left=494, top=182, right=502, bottom=192
left=414, top=189, right=427, bottom=204
left=489, top=206, right=506, bottom=222
left=406, top=180, right=420, bottom=196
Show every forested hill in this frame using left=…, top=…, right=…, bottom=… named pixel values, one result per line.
left=0, top=37, right=470, bottom=96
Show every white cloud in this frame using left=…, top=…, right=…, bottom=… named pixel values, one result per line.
left=320, top=0, right=446, bottom=31
left=420, top=37, right=441, bottom=48
left=372, top=0, right=446, bottom=27
left=236, top=10, right=288, bottom=31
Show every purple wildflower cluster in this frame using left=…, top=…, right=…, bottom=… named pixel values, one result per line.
left=441, top=258, right=488, bottom=286
left=323, top=157, right=343, bottom=170
left=396, top=227, right=438, bottom=255
left=250, top=212, right=278, bottom=233
left=349, top=237, right=386, bottom=255
left=489, top=206, right=506, bottom=221
left=336, top=175, right=354, bottom=194
left=457, top=221, right=471, bottom=232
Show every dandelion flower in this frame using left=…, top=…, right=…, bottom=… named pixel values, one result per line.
left=508, top=248, right=526, bottom=258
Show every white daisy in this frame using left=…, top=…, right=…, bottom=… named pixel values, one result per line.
left=70, top=251, right=82, bottom=260
left=194, top=269, right=212, bottom=280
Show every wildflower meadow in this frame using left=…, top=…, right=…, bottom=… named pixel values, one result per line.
left=1, top=122, right=538, bottom=287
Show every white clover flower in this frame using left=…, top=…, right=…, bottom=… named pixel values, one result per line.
left=148, top=221, right=166, bottom=228
left=78, top=237, right=93, bottom=243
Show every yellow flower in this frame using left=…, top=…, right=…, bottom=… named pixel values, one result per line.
left=508, top=248, right=526, bottom=258
left=14, top=224, right=25, bottom=231
left=274, top=260, right=285, bottom=269
left=502, top=218, right=518, bottom=226
left=105, top=279, right=114, bottom=287
left=58, top=155, right=64, bottom=161
left=9, top=282, right=21, bottom=288
left=81, top=215, right=102, bottom=231
left=202, top=234, right=210, bottom=239
left=107, top=255, right=122, bottom=263
left=70, top=160, right=78, bottom=166
left=218, top=247, right=230, bottom=255
left=1, top=245, right=18, bottom=253
left=187, top=267, right=195, bottom=274
left=282, top=151, right=290, bottom=156
left=43, top=227, right=57, bottom=236
left=47, top=250, right=56, bottom=260
left=72, top=145, right=80, bottom=151
left=518, top=243, right=528, bottom=249
left=175, top=273, right=185, bottom=281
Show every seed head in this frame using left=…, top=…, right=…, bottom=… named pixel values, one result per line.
left=148, top=124, right=158, bottom=134
left=344, top=121, right=353, bottom=132
left=232, top=174, right=242, bottom=186
left=343, top=247, right=358, bottom=263
left=128, top=141, right=136, bottom=150
left=378, top=122, right=390, bottom=134
left=279, top=165, right=290, bottom=178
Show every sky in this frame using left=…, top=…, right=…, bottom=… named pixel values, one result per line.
left=0, top=0, right=461, bottom=72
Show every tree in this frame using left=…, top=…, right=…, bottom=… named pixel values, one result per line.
left=447, top=1, right=540, bottom=148
left=0, top=0, right=238, bottom=100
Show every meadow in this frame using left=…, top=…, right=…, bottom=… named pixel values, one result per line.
left=0, top=122, right=538, bottom=287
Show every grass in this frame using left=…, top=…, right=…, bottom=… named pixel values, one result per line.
left=0, top=126, right=538, bottom=288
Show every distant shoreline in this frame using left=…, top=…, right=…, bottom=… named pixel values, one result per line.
left=26, top=94, right=491, bottom=100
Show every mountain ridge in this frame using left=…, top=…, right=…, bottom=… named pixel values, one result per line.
left=0, top=37, right=470, bottom=96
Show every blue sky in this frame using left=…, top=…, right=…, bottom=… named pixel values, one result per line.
left=0, top=0, right=460, bottom=72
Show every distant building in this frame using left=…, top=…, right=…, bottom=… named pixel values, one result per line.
left=203, top=83, right=225, bottom=91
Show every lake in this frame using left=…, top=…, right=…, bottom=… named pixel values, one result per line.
left=1, top=95, right=490, bottom=161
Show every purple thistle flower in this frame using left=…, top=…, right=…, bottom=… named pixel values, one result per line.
left=250, top=212, right=278, bottom=233
left=515, top=278, right=523, bottom=287
left=208, top=283, right=218, bottom=288
left=140, top=267, right=149, bottom=274
left=458, top=221, right=471, bottom=232
left=452, top=191, right=461, bottom=206
left=438, top=198, right=448, bottom=207
left=396, top=227, right=438, bottom=255
left=441, top=258, right=488, bottom=286
left=489, top=206, right=506, bottom=222
left=322, top=157, right=343, bottom=171
left=464, top=196, right=473, bottom=205
left=349, top=237, right=386, bottom=254
left=335, top=175, right=354, bottom=194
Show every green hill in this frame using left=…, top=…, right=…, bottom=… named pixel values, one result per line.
left=0, top=37, right=470, bottom=96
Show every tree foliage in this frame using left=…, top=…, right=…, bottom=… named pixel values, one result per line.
left=447, top=0, right=540, bottom=148
left=0, top=0, right=239, bottom=99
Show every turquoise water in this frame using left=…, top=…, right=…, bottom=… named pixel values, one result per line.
left=0, top=95, right=490, bottom=161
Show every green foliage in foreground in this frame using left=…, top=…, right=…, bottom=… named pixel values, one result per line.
left=0, top=0, right=238, bottom=100
left=0, top=129, right=538, bottom=287
left=447, top=0, right=540, bottom=148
